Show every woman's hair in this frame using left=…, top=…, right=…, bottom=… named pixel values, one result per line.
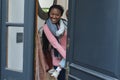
left=48, top=4, right=64, bottom=17
left=42, top=31, right=53, bottom=70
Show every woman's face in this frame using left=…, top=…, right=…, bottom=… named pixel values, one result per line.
left=49, top=8, right=62, bottom=24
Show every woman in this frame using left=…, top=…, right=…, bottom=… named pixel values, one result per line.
left=42, top=5, right=67, bottom=80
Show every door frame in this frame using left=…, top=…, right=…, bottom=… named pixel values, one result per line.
left=0, top=0, right=2, bottom=78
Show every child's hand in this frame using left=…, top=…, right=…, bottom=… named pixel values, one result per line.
left=51, top=70, right=60, bottom=78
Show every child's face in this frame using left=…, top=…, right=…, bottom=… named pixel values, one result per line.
left=49, top=8, right=62, bottom=24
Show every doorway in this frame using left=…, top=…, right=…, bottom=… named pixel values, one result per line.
left=0, top=0, right=69, bottom=80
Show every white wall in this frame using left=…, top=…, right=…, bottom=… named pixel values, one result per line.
left=57, top=0, right=68, bottom=19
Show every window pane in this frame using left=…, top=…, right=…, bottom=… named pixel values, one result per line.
left=7, top=0, right=24, bottom=23
left=6, top=27, right=24, bottom=72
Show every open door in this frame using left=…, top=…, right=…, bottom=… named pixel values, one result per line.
left=1, top=0, right=35, bottom=80
left=67, top=0, right=120, bottom=80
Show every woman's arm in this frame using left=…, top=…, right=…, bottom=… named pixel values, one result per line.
left=43, top=24, right=66, bottom=59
